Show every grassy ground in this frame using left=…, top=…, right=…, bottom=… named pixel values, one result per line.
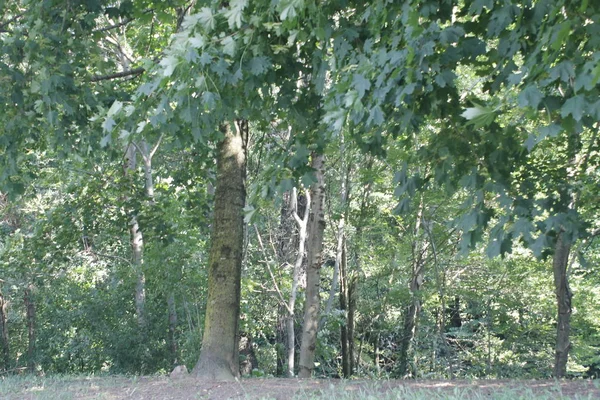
left=0, top=374, right=598, bottom=399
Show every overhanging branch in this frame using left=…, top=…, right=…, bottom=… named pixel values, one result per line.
left=90, top=67, right=145, bottom=82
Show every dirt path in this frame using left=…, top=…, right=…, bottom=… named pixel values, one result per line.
left=2, top=375, right=599, bottom=399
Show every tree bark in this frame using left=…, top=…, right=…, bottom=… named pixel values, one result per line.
left=397, top=198, right=427, bottom=377
left=553, top=231, right=572, bottom=378
left=24, top=285, right=36, bottom=373
left=298, top=153, right=326, bottom=378
left=339, top=242, right=354, bottom=377
left=0, top=291, right=9, bottom=371
left=193, top=120, right=247, bottom=380
left=124, top=144, right=147, bottom=330
left=286, top=187, right=310, bottom=377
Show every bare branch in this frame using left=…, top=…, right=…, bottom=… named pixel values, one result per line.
left=89, top=67, right=145, bottom=82
left=93, top=17, right=134, bottom=33
left=253, top=224, right=292, bottom=314
left=149, top=133, right=164, bottom=159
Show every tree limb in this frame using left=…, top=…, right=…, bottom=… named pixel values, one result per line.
left=93, top=17, right=134, bottom=33
left=90, top=67, right=145, bottom=82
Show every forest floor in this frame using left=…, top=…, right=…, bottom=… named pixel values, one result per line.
left=1, top=374, right=599, bottom=399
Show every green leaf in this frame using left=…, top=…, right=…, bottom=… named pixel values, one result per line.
left=159, top=56, right=178, bottom=77
left=189, top=35, right=205, bottom=49
left=197, top=8, right=216, bottom=32
left=367, top=105, right=384, bottom=126
left=107, top=100, right=123, bottom=117
left=551, top=21, right=572, bottom=51
left=278, top=0, right=304, bottom=21
left=243, top=204, right=256, bottom=223
left=518, top=85, right=543, bottom=109
left=248, top=56, right=271, bottom=75
left=222, top=36, right=236, bottom=56
left=560, top=95, right=586, bottom=121
left=461, top=103, right=496, bottom=128
left=549, top=61, right=575, bottom=83
left=353, top=73, right=371, bottom=99
left=224, top=0, right=247, bottom=29
left=103, top=118, right=116, bottom=133
left=100, top=133, right=112, bottom=147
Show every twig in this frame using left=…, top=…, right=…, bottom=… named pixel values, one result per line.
left=253, top=224, right=291, bottom=314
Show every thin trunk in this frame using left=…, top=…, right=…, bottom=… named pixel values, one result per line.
left=340, top=241, right=349, bottom=377
left=322, top=153, right=350, bottom=326
left=340, top=242, right=356, bottom=377
left=287, top=187, right=310, bottom=377
left=350, top=159, right=372, bottom=372
left=125, top=143, right=147, bottom=330
left=167, top=293, right=178, bottom=367
left=0, top=291, right=9, bottom=370
left=553, top=231, right=572, bottom=378
left=347, top=271, right=357, bottom=375
left=397, top=198, right=427, bottom=377
left=24, top=285, right=35, bottom=373
left=132, top=221, right=146, bottom=329
left=298, top=153, right=326, bottom=378
left=193, top=120, right=247, bottom=380
left=276, top=305, right=286, bottom=376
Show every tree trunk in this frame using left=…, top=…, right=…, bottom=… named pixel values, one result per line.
left=347, top=273, right=356, bottom=375
left=276, top=305, right=286, bottom=376
left=322, top=161, right=350, bottom=326
left=24, top=285, right=36, bottom=373
left=124, top=143, right=147, bottom=330
left=0, top=291, right=9, bottom=371
left=298, top=153, right=326, bottom=378
left=193, top=120, right=247, bottom=380
left=286, top=187, right=310, bottom=377
left=553, top=231, right=572, bottom=378
left=167, top=293, right=178, bottom=367
left=397, top=198, right=427, bottom=377
left=339, top=242, right=353, bottom=377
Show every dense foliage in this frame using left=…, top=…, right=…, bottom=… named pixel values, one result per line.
left=1, top=0, right=599, bottom=379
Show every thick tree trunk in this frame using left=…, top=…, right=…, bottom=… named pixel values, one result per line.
left=0, top=291, right=9, bottom=370
left=24, top=285, right=36, bottom=373
left=298, top=153, right=326, bottom=378
left=193, top=121, right=247, bottom=380
left=553, top=231, right=572, bottom=378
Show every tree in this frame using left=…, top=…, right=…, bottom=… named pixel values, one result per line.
left=193, top=121, right=248, bottom=380
left=298, top=153, right=326, bottom=378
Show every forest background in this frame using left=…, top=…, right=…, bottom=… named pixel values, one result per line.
left=1, top=0, right=599, bottom=383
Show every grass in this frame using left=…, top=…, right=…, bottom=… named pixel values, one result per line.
left=0, top=374, right=597, bottom=399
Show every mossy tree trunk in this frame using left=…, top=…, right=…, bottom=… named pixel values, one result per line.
left=193, top=120, right=247, bottom=380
